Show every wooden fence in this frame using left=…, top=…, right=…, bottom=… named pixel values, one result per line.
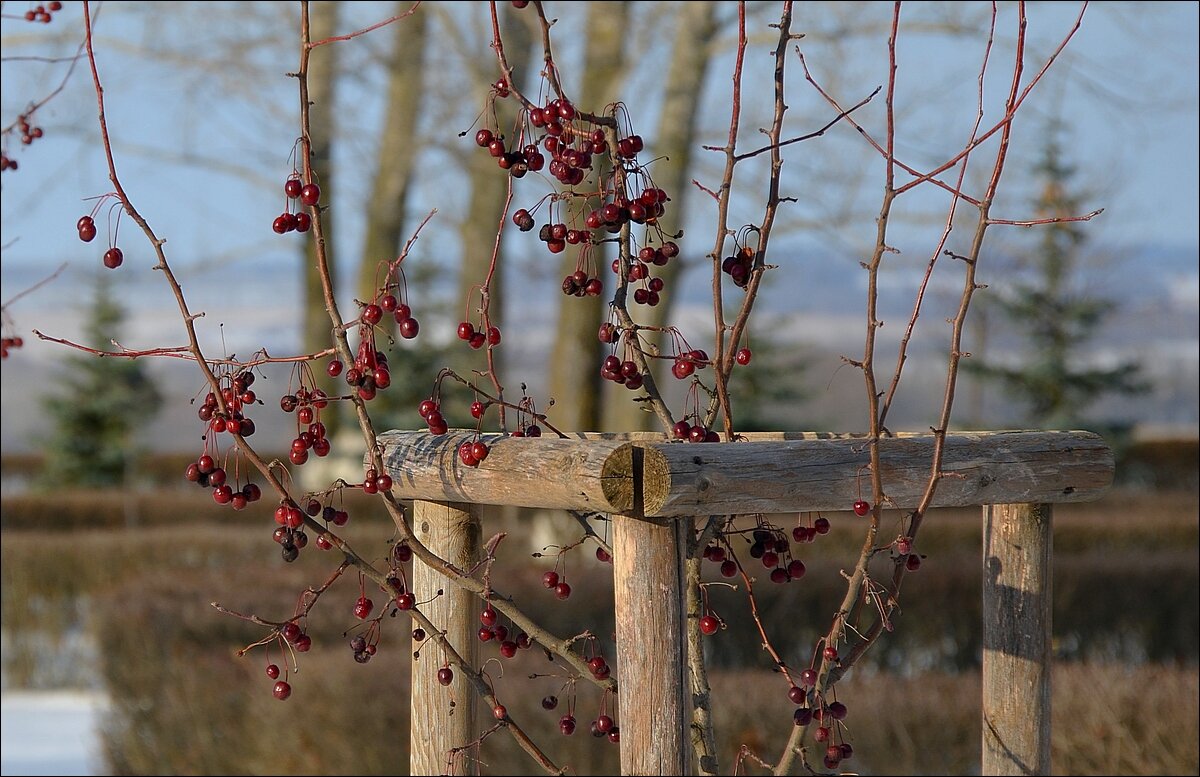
left=376, top=429, right=1113, bottom=776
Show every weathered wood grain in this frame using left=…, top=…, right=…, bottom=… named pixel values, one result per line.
left=376, top=430, right=1112, bottom=518
left=982, top=502, right=1052, bottom=776
left=409, top=500, right=480, bottom=776
left=613, top=512, right=690, bottom=776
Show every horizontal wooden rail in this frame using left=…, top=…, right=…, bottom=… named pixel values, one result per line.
left=375, top=430, right=1113, bottom=517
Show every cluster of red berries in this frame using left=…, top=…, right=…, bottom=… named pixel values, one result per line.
left=197, top=370, right=259, bottom=438
left=336, top=328, right=393, bottom=402
left=271, top=177, right=318, bottom=234
left=793, top=690, right=853, bottom=769
left=792, top=514, right=832, bottom=544
left=473, top=128, right=544, bottom=179
left=184, top=453, right=263, bottom=511
left=703, top=525, right=808, bottom=585
left=417, top=398, right=447, bottom=435
left=271, top=506, right=311, bottom=562
left=361, top=467, right=393, bottom=495
left=279, top=386, right=331, bottom=464
left=526, top=218, right=590, bottom=254
left=356, top=290, right=420, bottom=341
left=600, top=354, right=647, bottom=391
left=76, top=214, right=124, bottom=268
left=349, top=633, right=378, bottom=664
left=477, top=606, right=532, bottom=658
left=669, top=346, right=710, bottom=381
left=76, top=215, right=97, bottom=242
left=0, top=336, right=23, bottom=359
left=21, top=1, right=61, bottom=23
left=455, top=320, right=502, bottom=350
left=672, top=417, right=720, bottom=443
left=458, top=438, right=490, bottom=468
left=722, top=246, right=755, bottom=288
left=2, top=113, right=45, bottom=171
left=587, top=183, right=668, bottom=236
left=540, top=569, right=571, bottom=600
left=13, top=112, right=45, bottom=145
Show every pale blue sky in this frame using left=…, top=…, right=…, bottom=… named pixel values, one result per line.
left=1, top=1, right=1197, bottom=447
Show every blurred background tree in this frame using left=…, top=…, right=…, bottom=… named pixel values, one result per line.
left=39, top=272, right=162, bottom=490
left=966, top=123, right=1148, bottom=430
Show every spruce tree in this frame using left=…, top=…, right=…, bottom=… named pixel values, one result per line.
left=40, top=273, right=162, bottom=488
left=968, top=127, right=1147, bottom=429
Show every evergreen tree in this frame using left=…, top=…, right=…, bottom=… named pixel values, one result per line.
left=41, top=273, right=162, bottom=488
left=968, top=127, right=1147, bottom=429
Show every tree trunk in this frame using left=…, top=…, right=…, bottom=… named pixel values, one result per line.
left=357, top=2, right=427, bottom=302
left=454, top=7, right=535, bottom=394
left=303, top=1, right=340, bottom=430
left=603, top=1, right=718, bottom=433
left=546, top=1, right=629, bottom=432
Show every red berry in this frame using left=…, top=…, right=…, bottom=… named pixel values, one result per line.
left=699, top=615, right=719, bottom=635
left=266, top=663, right=280, bottom=679
left=493, top=704, right=508, bottom=720
left=354, top=596, right=373, bottom=619
left=398, top=317, right=420, bottom=339
left=272, top=680, right=292, bottom=700
left=103, top=247, right=124, bottom=269
left=284, top=178, right=302, bottom=198
left=814, top=517, right=831, bottom=534
left=78, top=221, right=97, bottom=243
left=735, top=347, right=752, bottom=365
left=559, top=715, right=576, bottom=736
left=906, top=554, right=922, bottom=571
left=300, top=182, right=321, bottom=206
left=853, top=499, right=871, bottom=516
left=554, top=582, right=572, bottom=600
left=542, top=570, right=559, bottom=589
left=542, top=695, right=558, bottom=710
left=436, top=666, right=453, bottom=686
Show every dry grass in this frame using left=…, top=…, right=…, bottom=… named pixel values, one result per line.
left=1, top=486, right=1196, bottom=774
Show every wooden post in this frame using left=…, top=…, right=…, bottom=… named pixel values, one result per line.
left=410, top=500, right=481, bottom=776
left=982, top=502, right=1052, bottom=776
left=613, top=511, right=690, bottom=775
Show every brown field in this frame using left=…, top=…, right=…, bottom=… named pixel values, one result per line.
left=1, top=483, right=1196, bottom=775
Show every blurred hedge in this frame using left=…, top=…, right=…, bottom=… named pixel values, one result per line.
left=87, top=558, right=1199, bottom=776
